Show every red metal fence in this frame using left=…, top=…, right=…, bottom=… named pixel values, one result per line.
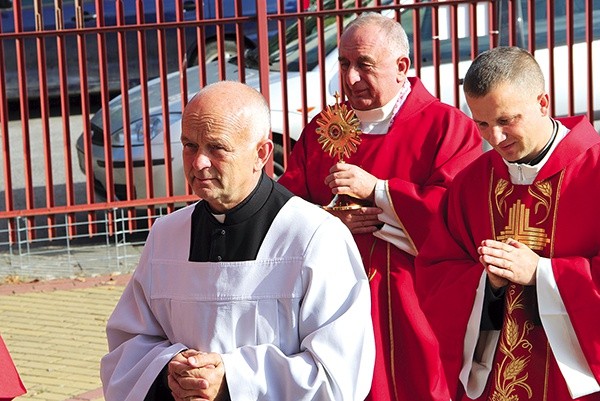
left=1, top=0, right=599, bottom=248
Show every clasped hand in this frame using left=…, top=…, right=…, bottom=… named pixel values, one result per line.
left=478, top=238, right=540, bottom=290
left=168, top=349, right=226, bottom=401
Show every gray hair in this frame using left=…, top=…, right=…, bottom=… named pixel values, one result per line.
left=343, top=12, right=410, bottom=58
left=463, top=46, right=545, bottom=97
left=243, top=84, right=272, bottom=142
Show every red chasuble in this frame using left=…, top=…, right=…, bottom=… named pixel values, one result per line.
left=279, top=77, right=483, bottom=401
left=416, top=116, right=600, bottom=400
left=0, top=335, right=26, bottom=400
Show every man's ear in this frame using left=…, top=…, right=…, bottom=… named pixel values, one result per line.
left=538, top=92, right=550, bottom=116
left=397, top=55, right=411, bottom=80
left=255, top=139, right=274, bottom=171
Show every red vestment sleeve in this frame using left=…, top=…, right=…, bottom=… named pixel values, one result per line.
left=385, top=104, right=482, bottom=250
left=415, top=196, right=485, bottom=396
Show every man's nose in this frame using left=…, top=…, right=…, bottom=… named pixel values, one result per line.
left=488, top=126, right=507, bottom=146
left=345, top=66, right=361, bottom=86
left=192, top=152, right=211, bottom=170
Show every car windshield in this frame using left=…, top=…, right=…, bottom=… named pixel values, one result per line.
left=245, top=0, right=394, bottom=72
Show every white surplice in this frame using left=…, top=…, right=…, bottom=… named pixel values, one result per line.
left=101, top=196, right=375, bottom=401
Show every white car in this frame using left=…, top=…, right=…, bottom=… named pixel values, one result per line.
left=76, top=0, right=348, bottom=201
left=76, top=0, right=600, bottom=201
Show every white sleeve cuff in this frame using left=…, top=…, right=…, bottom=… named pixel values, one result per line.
left=459, top=271, right=499, bottom=398
left=372, top=180, right=417, bottom=255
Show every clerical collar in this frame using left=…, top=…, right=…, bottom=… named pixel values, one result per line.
left=504, top=119, right=568, bottom=185
left=206, top=171, right=272, bottom=224
left=517, top=118, right=559, bottom=166
left=354, top=79, right=411, bottom=134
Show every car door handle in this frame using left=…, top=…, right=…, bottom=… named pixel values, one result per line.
left=71, top=11, right=97, bottom=23
left=183, top=0, right=196, bottom=12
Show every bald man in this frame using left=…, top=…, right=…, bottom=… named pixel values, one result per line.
left=100, top=81, right=375, bottom=401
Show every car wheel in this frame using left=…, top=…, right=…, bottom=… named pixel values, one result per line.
left=203, top=40, right=240, bottom=64
left=273, top=142, right=286, bottom=179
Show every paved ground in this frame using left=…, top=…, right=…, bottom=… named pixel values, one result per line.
left=0, top=274, right=132, bottom=401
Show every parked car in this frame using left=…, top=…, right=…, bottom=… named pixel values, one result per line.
left=76, top=0, right=600, bottom=202
left=0, top=0, right=299, bottom=100
left=76, top=0, right=350, bottom=201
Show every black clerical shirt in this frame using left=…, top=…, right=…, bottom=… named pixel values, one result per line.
left=189, top=172, right=294, bottom=262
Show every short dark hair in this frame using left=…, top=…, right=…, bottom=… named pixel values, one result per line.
left=463, top=46, right=545, bottom=98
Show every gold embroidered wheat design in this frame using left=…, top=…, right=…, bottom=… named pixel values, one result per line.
left=491, top=287, right=534, bottom=400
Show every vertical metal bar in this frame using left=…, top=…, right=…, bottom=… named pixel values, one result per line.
left=412, top=2, right=422, bottom=77
left=295, top=0, right=308, bottom=128
left=391, top=0, right=401, bottom=20
left=195, top=0, right=208, bottom=88
left=507, top=0, right=517, bottom=45
left=490, top=0, right=499, bottom=48
left=55, top=0, right=77, bottom=238
left=96, top=0, right=114, bottom=201
left=0, top=7, right=15, bottom=243
left=431, top=4, right=441, bottom=99
left=335, top=0, right=344, bottom=101
left=316, top=0, right=326, bottom=110
left=527, top=0, right=536, bottom=52
left=155, top=0, right=175, bottom=213
left=175, top=0, right=190, bottom=205
left=277, top=0, right=291, bottom=169
left=136, top=0, right=156, bottom=228
left=256, top=0, right=273, bottom=176
left=75, top=0, right=97, bottom=234
left=234, top=0, right=247, bottom=78
left=546, top=0, right=556, bottom=116
left=181, top=2, right=196, bottom=192
left=115, top=0, right=138, bottom=228
left=34, top=0, right=57, bottom=239
left=16, top=216, right=24, bottom=266
left=468, top=2, right=478, bottom=60
left=175, top=0, right=189, bottom=103
left=116, top=0, right=134, bottom=201
left=585, top=0, right=594, bottom=121
left=256, top=0, right=271, bottom=104
left=106, top=209, right=113, bottom=248
left=450, top=3, right=460, bottom=107
left=64, top=212, right=71, bottom=261
left=95, top=0, right=115, bottom=236
left=215, top=0, right=226, bottom=79
left=565, top=0, right=574, bottom=116
left=13, top=0, right=36, bottom=239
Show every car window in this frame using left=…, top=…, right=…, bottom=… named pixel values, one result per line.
left=270, top=12, right=339, bottom=72
left=244, top=0, right=396, bottom=72
left=409, top=0, right=600, bottom=67
left=527, top=0, right=600, bottom=48
left=19, top=0, right=57, bottom=6
left=415, top=1, right=495, bottom=66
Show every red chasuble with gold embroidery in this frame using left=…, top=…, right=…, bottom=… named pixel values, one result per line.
left=279, top=77, right=483, bottom=401
left=416, top=116, right=600, bottom=400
